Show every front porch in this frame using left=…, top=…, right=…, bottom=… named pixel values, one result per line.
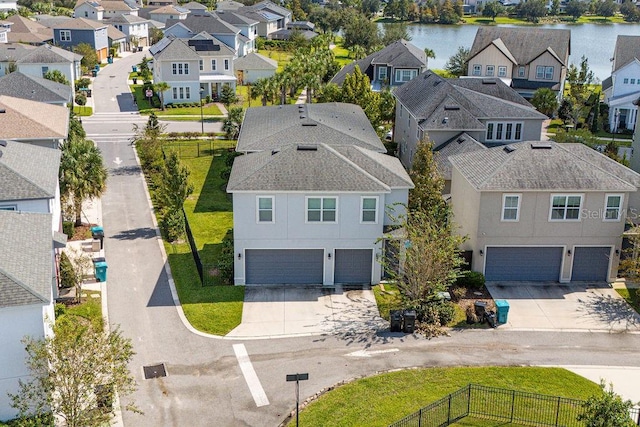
left=199, top=74, right=237, bottom=100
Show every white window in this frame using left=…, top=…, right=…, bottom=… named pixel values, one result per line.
left=395, top=69, right=417, bottom=83
left=224, top=59, right=229, bottom=70
left=185, top=87, right=190, bottom=99
left=41, top=66, right=48, bottom=77
left=486, top=122, right=523, bottom=142
left=502, top=194, right=520, bottom=221
left=257, top=196, right=274, bottom=223
left=486, top=123, right=494, bottom=140
left=536, top=65, right=554, bottom=80
left=604, top=194, right=623, bottom=221
left=486, top=65, right=495, bottom=76
left=472, top=64, right=481, bottom=76
left=60, top=30, right=71, bottom=42
left=172, top=87, right=177, bottom=99
left=378, top=66, right=387, bottom=81
left=361, top=197, right=378, bottom=223
left=179, top=87, right=184, bottom=99
left=498, top=66, right=507, bottom=77
left=518, top=66, right=525, bottom=77
left=199, top=60, right=203, bottom=71
left=172, top=63, right=189, bottom=75
left=211, top=59, right=217, bottom=71
left=550, top=195, right=582, bottom=221
left=307, top=197, right=337, bottom=223
left=632, top=79, right=636, bottom=84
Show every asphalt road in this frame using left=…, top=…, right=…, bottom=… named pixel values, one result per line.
left=82, top=52, right=640, bottom=427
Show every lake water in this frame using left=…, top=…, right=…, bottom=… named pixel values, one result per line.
left=386, top=23, right=640, bottom=80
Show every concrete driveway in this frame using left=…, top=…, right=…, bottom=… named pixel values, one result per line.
left=486, top=282, right=640, bottom=332
left=226, top=286, right=387, bottom=338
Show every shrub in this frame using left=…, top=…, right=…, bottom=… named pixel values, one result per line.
left=450, top=286, right=466, bottom=301
left=216, top=230, right=234, bottom=285
left=62, top=221, right=75, bottom=238
left=59, top=252, right=78, bottom=289
left=456, top=271, right=485, bottom=290
left=160, top=207, right=185, bottom=242
left=417, top=300, right=456, bottom=326
left=75, top=93, right=87, bottom=106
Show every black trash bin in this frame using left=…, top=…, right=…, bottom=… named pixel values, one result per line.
left=389, top=310, right=403, bottom=332
left=91, top=226, right=104, bottom=249
left=485, top=310, right=497, bottom=328
left=403, top=310, right=416, bottom=333
left=474, top=301, right=487, bottom=317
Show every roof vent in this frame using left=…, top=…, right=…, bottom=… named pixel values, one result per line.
left=0, top=109, right=5, bottom=113
left=301, top=121, right=317, bottom=127
left=531, top=142, right=552, bottom=149
left=434, top=80, right=441, bottom=86
left=482, top=79, right=497, bottom=85
left=503, top=145, right=516, bottom=153
left=444, top=106, right=460, bottom=111
left=271, top=149, right=279, bottom=155
left=0, top=140, right=6, bottom=147
left=442, top=117, right=449, bottom=124
left=297, top=144, right=317, bottom=151
left=456, top=136, right=466, bottom=144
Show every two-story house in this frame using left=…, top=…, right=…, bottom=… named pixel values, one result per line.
left=603, top=36, right=640, bottom=133
left=10, top=44, right=82, bottom=89
left=74, top=0, right=105, bottom=20
left=227, top=103, right=413, bottom=286
left=467, top=27, right=571, bottom=100
left=219, top=0, right=289, bottom=39
left=149, top=5, right=189, bottom=24
left=165, top=14, right=245, bottom=57
left=53, top=18, right=109, bottom=62
left=5, top=15, right=53, bottom=45
left=109, top=13, right=149, bottom=49
left=0, top=72, right=73, bottom=106
left=393, top=71, right=547, bottom=172
left=0, top=95, right=70, bottom=148
left=331, top=39, right=427, bottom=91
left=215, top=10, right=258, bottom=55
left=450, top=141, right=640, bottom=282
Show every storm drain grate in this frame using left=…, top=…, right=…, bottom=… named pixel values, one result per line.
left=143, top=364, right=167, bottom=379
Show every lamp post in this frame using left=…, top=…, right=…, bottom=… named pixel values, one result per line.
left=286, top=373, right=308, bottom=427
left=199, top=87, right=205, bottom=135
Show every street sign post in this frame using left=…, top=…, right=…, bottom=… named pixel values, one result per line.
left=286, top=373, right=309, bottom=427
left=145, top=89, right=153, bottom=105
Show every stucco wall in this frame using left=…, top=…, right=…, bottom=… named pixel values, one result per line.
left=467, top=44, right=513, bottom=78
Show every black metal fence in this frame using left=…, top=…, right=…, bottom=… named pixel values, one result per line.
left=163, top=139, right=234, bottom=158
left=389, top=384, right=633, bottom=427
left=182, top=208, right=203, bottom=284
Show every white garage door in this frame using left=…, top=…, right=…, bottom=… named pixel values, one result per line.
left=245, top=249, right=323, bottom=285
left=485, top=247, right=563, bottom=281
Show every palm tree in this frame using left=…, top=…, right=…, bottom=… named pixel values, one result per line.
left=60, top=137, right=108, bottom=226
left=424, top=48, right=436, bottom=60
left=154, top=81, right=170, bottom=110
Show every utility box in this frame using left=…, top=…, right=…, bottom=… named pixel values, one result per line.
left=389, top=310, right=403, bottom=332
left=402, top=310, right=416, bottom=333
left=91, top=239, right=101, bottom=252
left=495, top=300, right=510, bottom=324
left=94, top=261, right=108, bottom=282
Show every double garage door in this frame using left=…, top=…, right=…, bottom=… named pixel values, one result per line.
left=484, top=246, right=610, bottom=282
left=245, top=249, right=372, bottom=285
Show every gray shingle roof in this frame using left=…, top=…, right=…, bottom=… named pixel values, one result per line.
left=236, top=103, right=386, bottom=153
left=612, top=35, right=640, bottom=72
left=247, top=0, right=290, bottom=18
left=17, top=43, right=82, bottom=64
left=107, top=25, right=127, bottom=40
left=166, top=14, right=240, bottom=35
left=151, top=37, right=200, bottom=61
left=394, top=71, right=546, bottom=131
left=469, top=27, right=571, bottom=66
left=0, top=43, right=37, bottom=62
left=53, top=17, right=108, bottom=30
left=0, top=95, right=70, bottom=140
left=434, top=132, right=487, bottom=180
left=183, top=1, right=207, bottom=9
left=0, top=139, right=61, bottom=201
left=449, top=141, right=639, bottom=192
left=233, top=51, right=277, bottom=70
left=216, top=10, right=258, bottom=25
left=331, top=39, right=427, bottom=86
left=0, top=210, right=54, bottom=308
left=108, top=14, right=149, bottom=24
left=227, top=143, right=412, bottom=192
left=6, top=15, right=53, bottom=44
left=0, top=71, right=73, bottom=105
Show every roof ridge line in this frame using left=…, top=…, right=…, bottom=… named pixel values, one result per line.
left=353, top=146, right=414, bottom=187
left=323, top=144, right=390, bottom=192
left=0, top=265, right=49, bottom=305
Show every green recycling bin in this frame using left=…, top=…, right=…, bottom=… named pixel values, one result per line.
left=495, top=299, right=510, bottom=324
left=95, top=261, right=108, bottom=282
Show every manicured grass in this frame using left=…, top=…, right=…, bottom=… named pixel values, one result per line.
left=299, top=367, right=601, bottom=427
left=56, top=290, right=103, bottom=330
left=594, top=130, right=633, bottom=140
left=130, top=84, right=154, bottom=111
left=451, top=417, right=530, bottom=426
left=332, top=44, right=352, bottom=67
left=463, top=16, right=525, bottom=25
left=258, top=49, right=292, bottom=72
left=373, top=283, right=402, bottom=320
left=158, top=104, right=223, bottom=116
left=156, top=116, right=223, bottom=122
left=162, top=152, right=244, bottom=335
left=72, top=105, right=93, bottom=116
left=616, top=287, right=640, bottom=314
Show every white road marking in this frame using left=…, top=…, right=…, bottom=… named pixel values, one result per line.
left=113, top=157, right=123, bottom=165
left=346, top=348, right=400, bottom=358
left=233, top=344, right=269, bottom=407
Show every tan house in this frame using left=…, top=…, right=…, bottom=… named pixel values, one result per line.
left=467, top=27, right=571, bottom=100
left=0, top=95, right=69, bottom=148
left=449, top=141, right=640, bottom=283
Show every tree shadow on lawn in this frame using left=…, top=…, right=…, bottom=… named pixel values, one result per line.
left=193, top=155, right=232, bottom=214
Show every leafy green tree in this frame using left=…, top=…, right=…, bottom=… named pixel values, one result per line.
left=137, top=56, right=152, bottom=82
left=317, top=82, right=342, bottom=103
left=482, top=1, right=504, bottom=20
left=220, top=84, right=239, bottom=108
left=149, top=27, right=164, bottom=45
left=565, top=0, right=588, bottom=20
left=408, top=139, right=449, bottom=224
left=516, top=0, right=546, bottom=22
left=439, top=0, right=460, bottom=24
left=59, top=137, right=108, bottom=226
left=223, top=106, right=244, bottom=139
left=424, top=47, right=436, bottom=59
left=44, top=69, right=70, bottom=86
left=596, top=0, right=617, bottom=17
left=9, top=318, right=139, bottom=427
left=342, top=11, right=380, bottom=51
left=550, top=0, right=560, bottom=15
left=565, top=55, right=595, bottom=125
left=341, top=65, right=382, bottom=128
left=620, top=0, right=640, bottom=21
left=156, top=151, right=193, bottom=242
left=454, top=0, right=464, bottom=17
left=577, top=381, right=636, bottom=427
left=73, top=43, right=99, bottom=73
left=531, top=88, right=559, bottom=117
left=590, top=101, right=601, bottom=133
left=381, top=22, right=411, bottom=46
left=291, top=0, right=307, bottom=20
left=360, top=0, right=380, bottom=18
left=445, top=46, right=469, bottom=77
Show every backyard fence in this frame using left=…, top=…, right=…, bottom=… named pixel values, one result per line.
left=181, top=208, right=218, bottom=287
left=163, top=139, right=235, bottom=158
left=389, top=383, right=639, bottom=427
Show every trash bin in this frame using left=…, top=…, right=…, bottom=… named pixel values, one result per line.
left=107, top=56, right=113, bottom=64
left=86, top=89, right=92, bottom=97
left=92, top=70, right=97, bottom=77
left=403, top=309, right=416, bottom=333
left=91, top=226, right=104, bottom=249
left=94, top=261, right=108, bottom=282
left=132, top=66, right=137, bottom=72
left=389, top=310, right=402, bottom=332
left=495, top=299, right=510, bottom=324
left=485, top=310, right=497, bottom=328
left=474, top=301, right=487, bottom=317
left=132, top=77, right=137, bottom=84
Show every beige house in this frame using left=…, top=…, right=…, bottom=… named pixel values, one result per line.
left=0, top=95, right=69, bottom=148
left=467, top=27, right=571, bottom=100
left=449, top=141, right=640, bottom=283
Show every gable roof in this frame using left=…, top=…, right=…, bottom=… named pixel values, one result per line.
left=469, top=27, right=570, bottom=66
left=234, top=51, right=277, bottom=70
left=0, top=139, right=61, bottom=201
left=0, top=211, right=54, bottom=308
left=0, top=72, right=73, bottom=105
left=236, top=103, right=386, bottom=153
left=100, top=0, right=136, bottom=11
left=108, top=13, right=149, bottom=24
left=247, top=0, right=290, bottom=18
left=216, top=0, right=244, bottom=10
left=183, top=1, right=207, bottom=9
left=227, top=143, right=412, bottom=192
left=166, top=13, right=240, bottom=35
left=0, top=43, right=38, bottom=62
left=449, top=141, right=639, bottom=192
left=151, top=4, right=189, bottom=14
left=331, top=39, right=427, bottom=86
left=107, top=25, right=127, bottom=40
left=53, top=17, right=108, bottom=30
left=612, top=35, right=640, bottom=73
left=17, top=43, right=82, bottom=63
left=0, top=95, right=70, bottom=140
left=215, top=10, right=259, bottom=26
left=151, top=36, right=200, bottom=60
left=188, top=33, right=236, bottom=55
left=6, top=15, right=53, bottom=44
left=394, top=71, right=546, bottom=131
left=74, top=0, right=103, bottom=9
left=434, top=132, right=487, bottom=181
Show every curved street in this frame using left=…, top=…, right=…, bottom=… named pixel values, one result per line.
left=81, top=51, right=640, bottom=427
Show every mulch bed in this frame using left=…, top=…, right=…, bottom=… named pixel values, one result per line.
left=67, top=223, right=96, bottom=241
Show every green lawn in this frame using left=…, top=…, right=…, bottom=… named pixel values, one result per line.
left=257, top=49, right=292, bottom=72
left=332, top=44, right=352, bottom=67
left=157, top=104, right=223, bottom=116
left=616, top=287, right=640, bottom=314
left=450, top=417, right=531, bottom=426
left=162, top=151, right=244, bottom=335
left=299, top=367, right=601, bottom=427
left=72, top=106, right=93, bottom=116
left=373, top=283, right=402, bottom=320
left=56, top=290, right=103, bottom=330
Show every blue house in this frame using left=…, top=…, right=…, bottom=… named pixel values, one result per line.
left=52, top=17, right=109, bottom=63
